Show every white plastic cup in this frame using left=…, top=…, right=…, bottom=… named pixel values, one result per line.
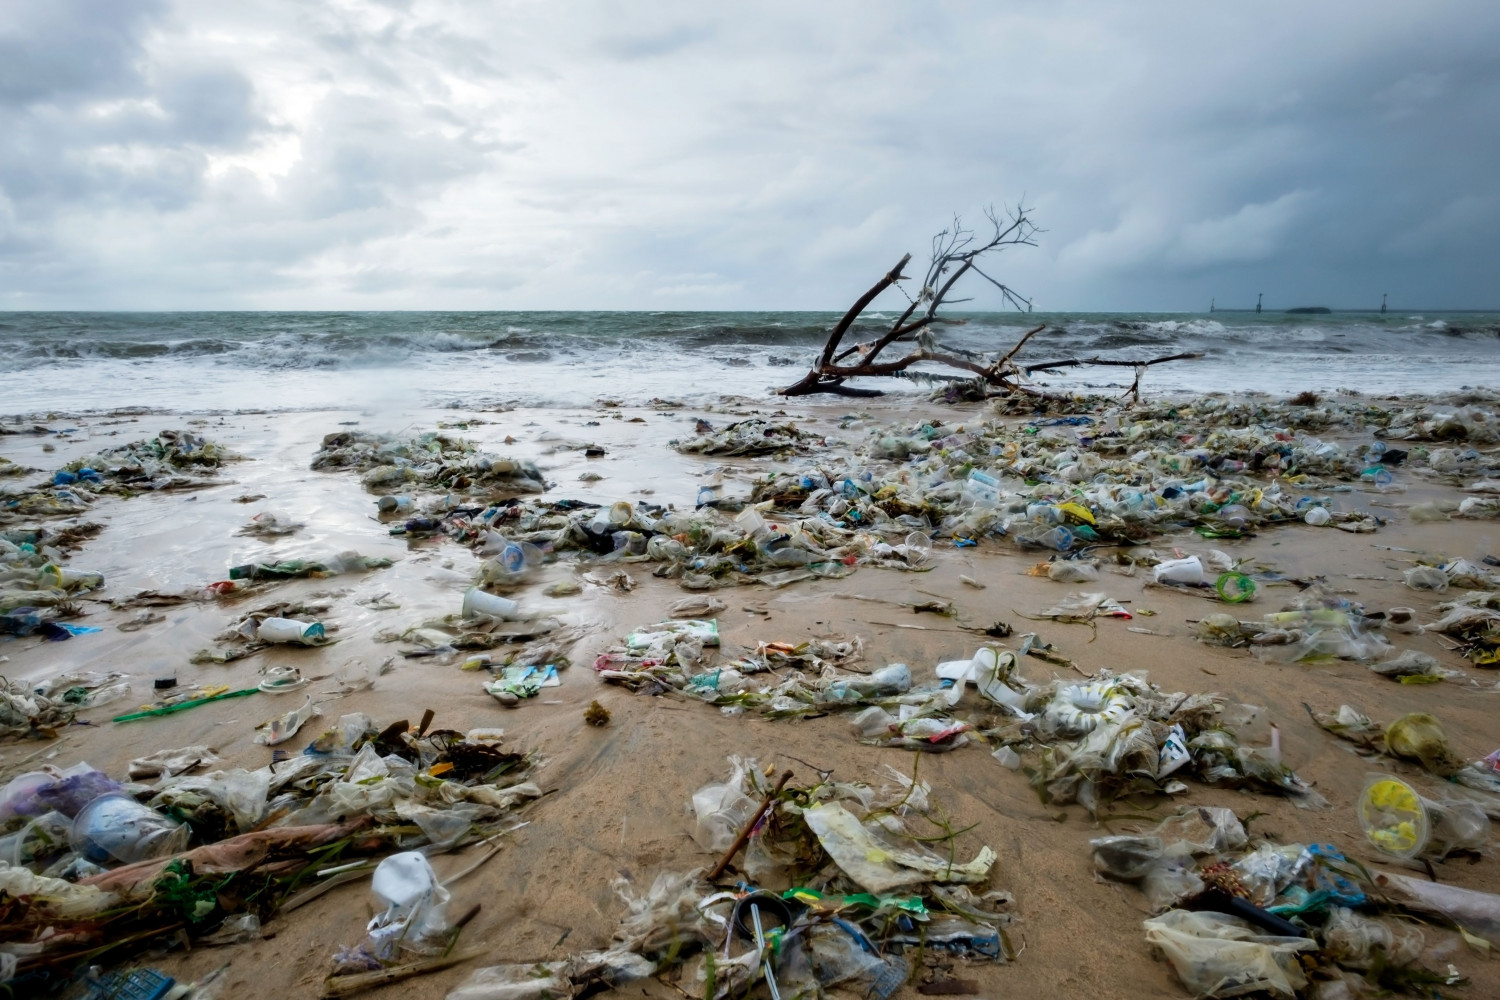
left=257, top=618, right=326, bottom=644
left=463, top=587, right=520, bottom=620
left=1153, top=556, right=1205, bottom=585
left=1304, top=506, right=1331, bottom=526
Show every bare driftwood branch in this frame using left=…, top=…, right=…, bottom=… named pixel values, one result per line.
left=778, top=205, right=1199, bottom=401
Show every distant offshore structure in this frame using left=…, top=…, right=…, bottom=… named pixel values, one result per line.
left=1207, top=293, right=1391, bottom=313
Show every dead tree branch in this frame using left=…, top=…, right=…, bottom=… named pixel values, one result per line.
left=777, top=205, right=1200, bottom=400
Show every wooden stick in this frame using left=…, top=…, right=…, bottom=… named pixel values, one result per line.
left=706, top=770, right=793, bottom=882
left=321, top=948, right=485, bottom=998
left=819, top=255, right=911, bottom=368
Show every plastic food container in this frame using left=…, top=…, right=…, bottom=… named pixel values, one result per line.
left=70, top=793, right=189, bottom=864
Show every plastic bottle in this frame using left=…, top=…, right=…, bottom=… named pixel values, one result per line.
left=1216, top=504, right=1250, bottom=529
left=963, top=470, right=1000, bottom=507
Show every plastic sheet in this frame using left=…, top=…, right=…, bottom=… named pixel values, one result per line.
left=1322, top=906, right=1424, bottom=970
left=802, top=802, right=997, bottom=893
left=1143, top=909, right=1315, bottom=998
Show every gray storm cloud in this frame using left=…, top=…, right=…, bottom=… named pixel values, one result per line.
left=0, top=0, right=1495, bottom=310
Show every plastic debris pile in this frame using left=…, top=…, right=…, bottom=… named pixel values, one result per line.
left=671, top=418, right=823, bottom=457
left=409, top=498, right=900, bottom=593
left=311, top=429, right=545, bottom=497
left=449, top=758, right=1012, bottom=1000
left=743, top=408, right=1396, bottom=556
left=1091, top=805, right=1493, bottom=997
left=967, top=653, right=1327, bottom=813
left=0, top=713, right=539, bottom=988
left=1, top=677, right=77, bottom=740
left=2, top=431, right=233, bottom=523
left=1, top=527, right=106, bottom=639
left=595, top=618, right=1325, bottom=814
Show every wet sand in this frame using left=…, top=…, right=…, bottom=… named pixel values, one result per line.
left=2, top=396, right=1498, bottom=999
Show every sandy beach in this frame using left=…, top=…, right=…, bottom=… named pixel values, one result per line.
left=2, top=390, right=1498, bottom=999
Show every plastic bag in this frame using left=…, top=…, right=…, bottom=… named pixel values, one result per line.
left=127, top=745, right=223, bottom=781
left=0, top=860, right=118, bottom=919
left=850, top=706, right=896, bottom=738
left=1154, top=806, right=1248, bottom=855
left=1143, top=909, right=1315, bottom=998
left=1230, top=843, right=1308, bottom=907
left=1048, top=560, right=1100, bottom=583
left=1372, top=870, right=1500, bottom=946
left=1369, top=649, right=1442, bottom=679
left=205, top=768, right=272, bottom=834
left=803, top=802, right=996, bottom=893
left=1403, top=566, right=1449, bottom=592
left=367, top=851, right=450, bottom=958
left=1322, top=907, right=1423, bottom=970
left=1141, top=852, right=1204, bottom=912
left=1384, top=713, right=1465, bottom=776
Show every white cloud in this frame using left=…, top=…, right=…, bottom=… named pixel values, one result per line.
left=0, top=1, right=1497, bottom=309
left=1168, top=190, right=1316, bottom=269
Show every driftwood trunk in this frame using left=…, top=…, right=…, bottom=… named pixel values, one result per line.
left=777, top=210, right=1199, bottom=401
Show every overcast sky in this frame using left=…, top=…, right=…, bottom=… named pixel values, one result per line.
left=1, top=1, right=1496, bottom=312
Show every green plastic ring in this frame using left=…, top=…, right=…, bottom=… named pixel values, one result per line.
left=1215, top=572, right=1256, bottom=603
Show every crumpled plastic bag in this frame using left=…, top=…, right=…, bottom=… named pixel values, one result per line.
left=1403, top=566, right=1449, bottom=592
left=1092, top=807, right=1246, bottom=909
left=368, top=851, right=451, bottom=959
left=1368, top=649, right=1443, bottom=680
left=1143, top=909, right=1315, bottom=998
left=1385, top=713, right=1466, bottom=776
left=0, top=861, right=118, bottom=919
left=1322, top=906, right=1424, bottom=970
left=127, top=745, right=223, bottom=781
left=802, top=801, right=996, bottom=893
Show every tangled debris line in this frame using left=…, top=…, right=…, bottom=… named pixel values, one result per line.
left=595, top=616, right=1324, bottom=817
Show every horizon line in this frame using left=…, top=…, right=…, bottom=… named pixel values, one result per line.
left=0, top=306, right=1497, bottom=315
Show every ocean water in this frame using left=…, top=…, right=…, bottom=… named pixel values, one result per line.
left=1, top=310, right=1496, bottom=415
